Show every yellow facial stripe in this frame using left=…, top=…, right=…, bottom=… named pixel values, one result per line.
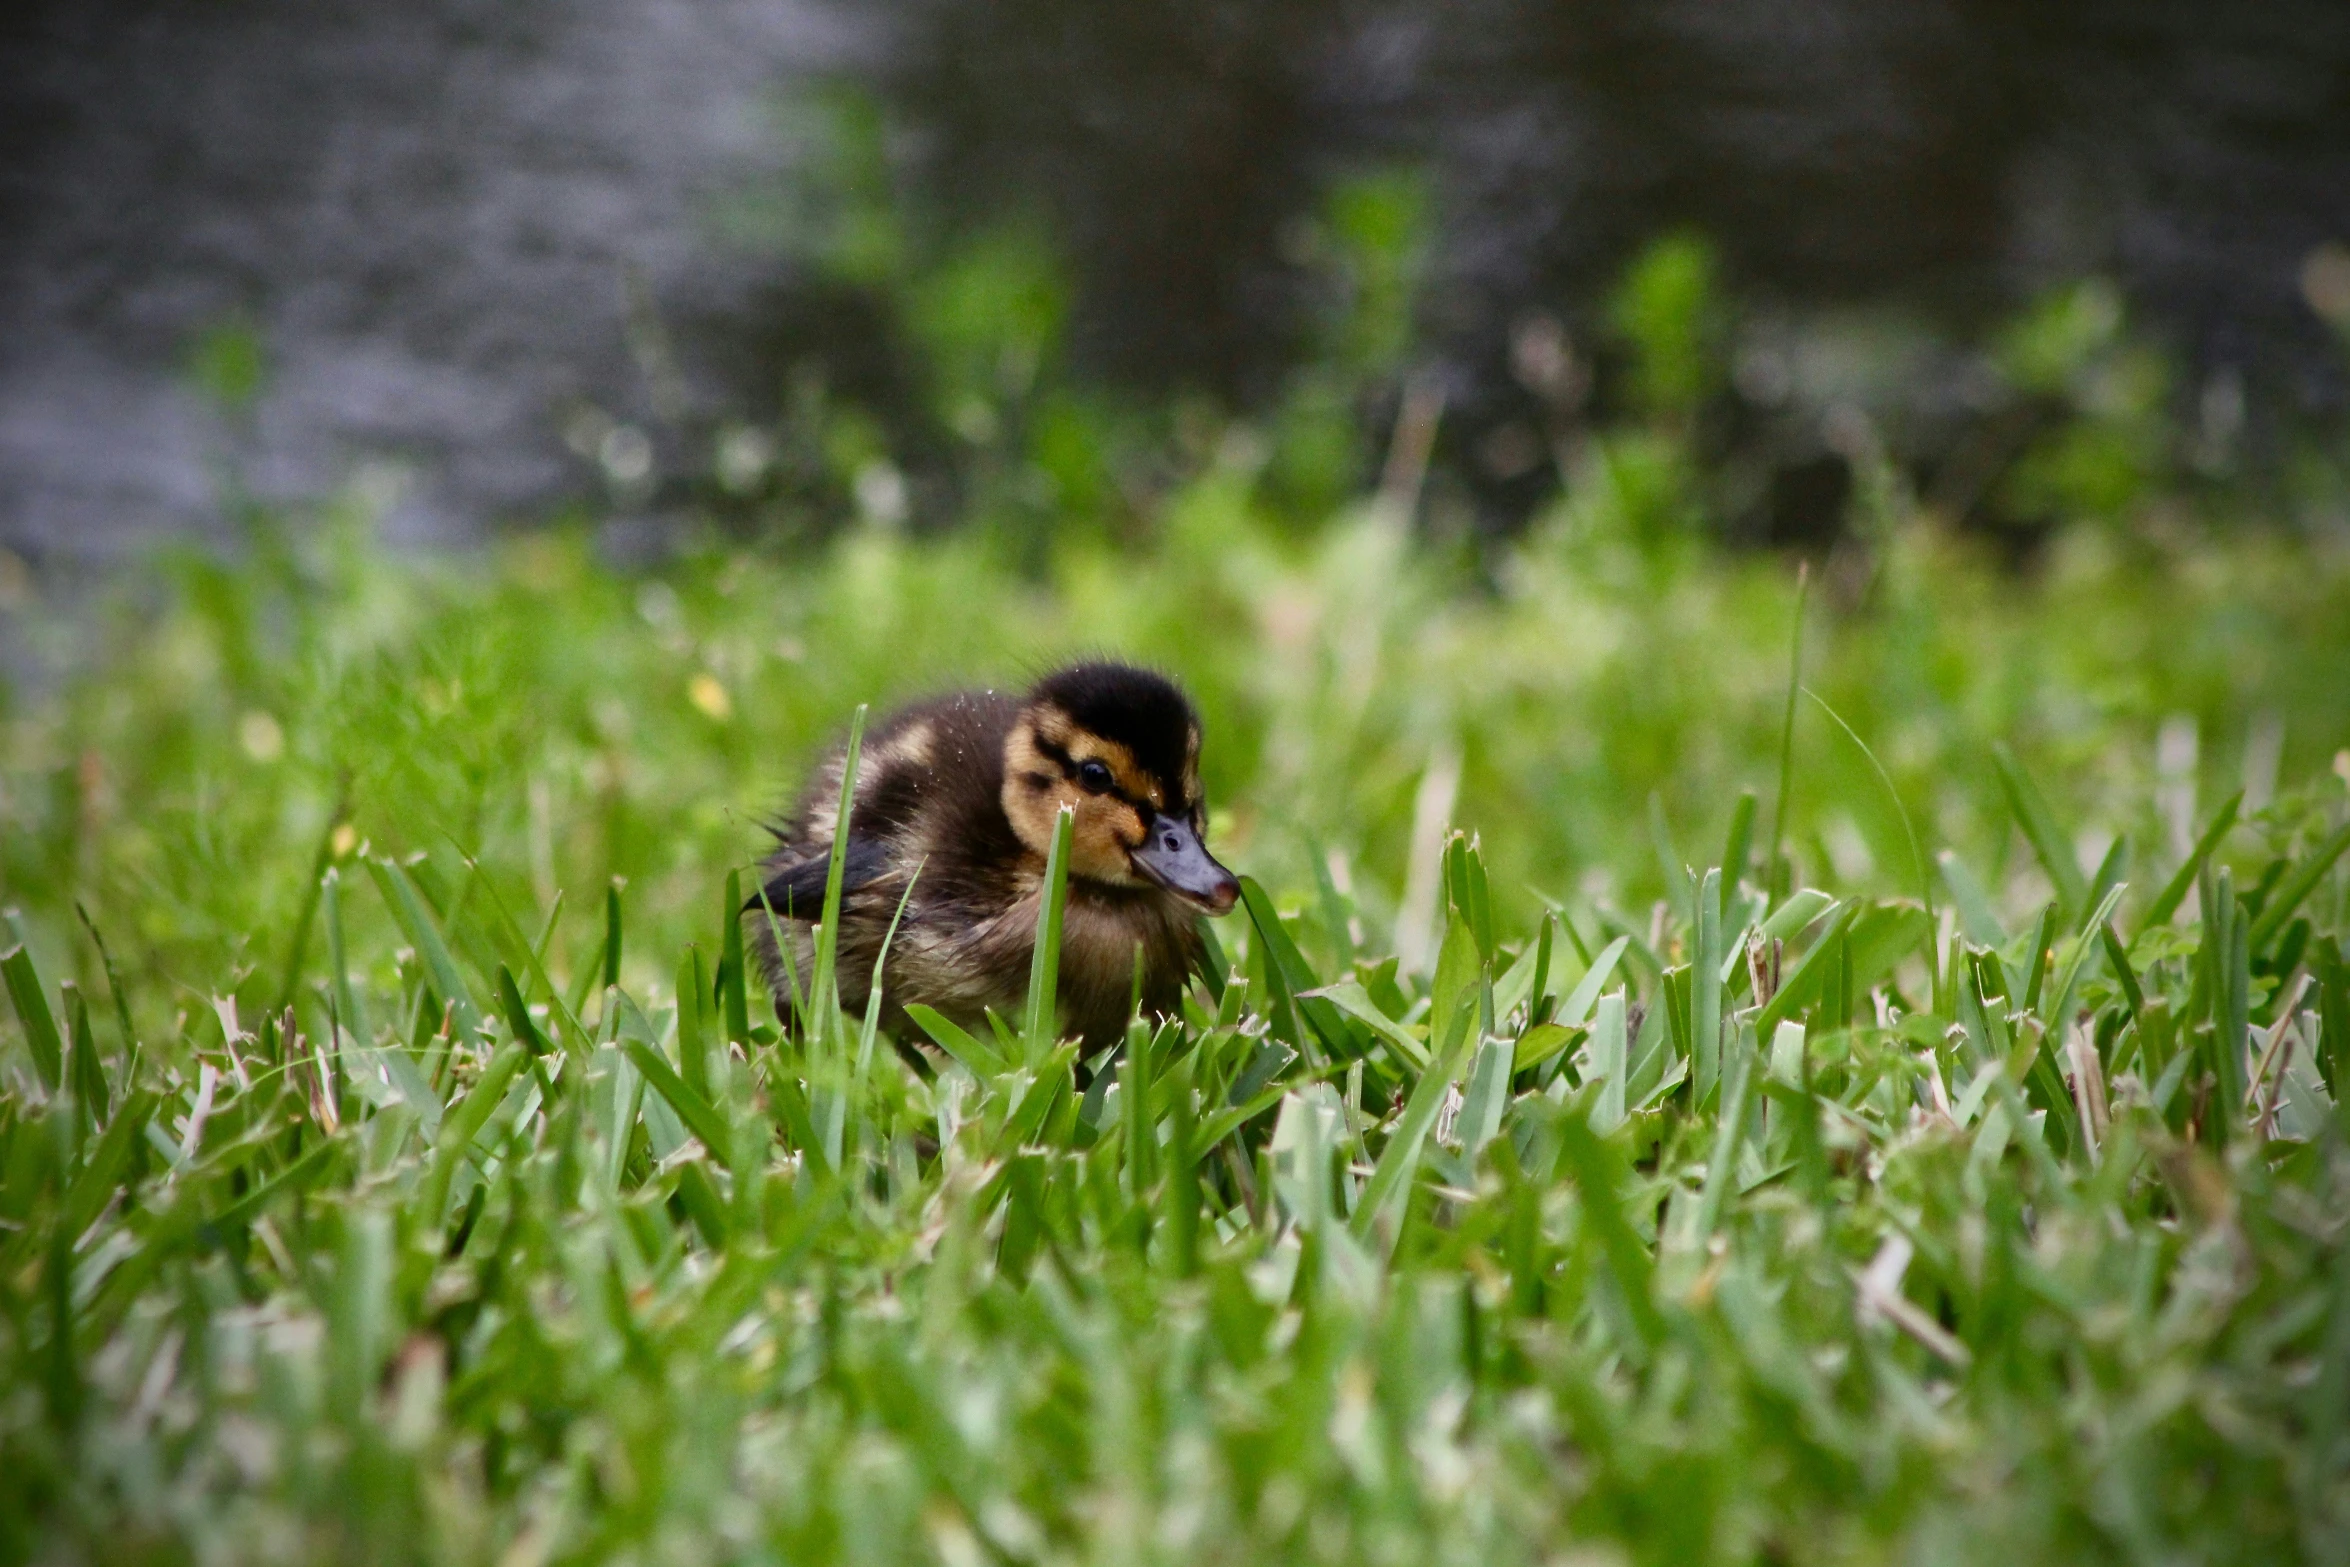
left=1030, top=704, right=1167, bottom=810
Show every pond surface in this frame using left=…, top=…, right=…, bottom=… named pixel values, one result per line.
left=3, top=0, right=2346, bottom=555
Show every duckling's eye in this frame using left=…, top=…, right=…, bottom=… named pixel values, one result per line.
left=1076, top=759, right=1115, bottom=795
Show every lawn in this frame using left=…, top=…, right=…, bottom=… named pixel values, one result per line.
left=2, top=461, right=2349, bottom=1563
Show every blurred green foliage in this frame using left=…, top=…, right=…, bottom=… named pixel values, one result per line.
left=702, top=92, right=2350, bottom=565
left=1610, top=231, right=1724, bottom=425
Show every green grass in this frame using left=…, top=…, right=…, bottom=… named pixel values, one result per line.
left=3, top=479, right=2350, bottom=1565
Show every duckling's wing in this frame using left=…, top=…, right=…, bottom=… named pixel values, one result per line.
left=747, top=835, right=890, bottom=922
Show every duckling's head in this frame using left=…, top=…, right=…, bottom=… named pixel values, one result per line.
left=1001, top=662, right=1240, bottom=915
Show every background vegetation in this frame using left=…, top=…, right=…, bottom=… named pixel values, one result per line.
left=3, top=167, right=2350, bottom=1561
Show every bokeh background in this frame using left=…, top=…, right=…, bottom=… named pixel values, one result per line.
left=7, top=0, right=2350, bottom=557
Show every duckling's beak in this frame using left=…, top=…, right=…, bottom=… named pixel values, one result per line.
left=1131, top=815, right=1240, bottom=914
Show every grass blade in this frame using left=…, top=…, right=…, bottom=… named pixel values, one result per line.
left=603, top=880, right=625, bottom=990
left=1558, top=935, right=1633, bottom=1029
left=1720, top=790, right=1757, bottom=914
left=1993, top=742, right=2090, bottom=921
left=2248, top=819, right=2350, bottom=954
left=1588, top=991, right=1629, bottom=1133
left=1805, top=690, right=1937, bottom=957
left=906, top=1003, right=1007, bottom=1077
left=496, top=966, right=553, bottom=1057
left=59, top=1089, right=156, bottom=1242
left=417, top=1039, right=529, bottom=1229
left=1555, top=1107, right=1664, bottom=1352
left=1692, top=868, right=1725, bottom=1108
left=1754, top=901, right=1857, bottom=1038
left=677, top=947, right=710, bottom=1100
left=273, top=795, right=346, bottom=1015
left=1765, top=562, right=1810, bottom=900
left=622, top=1039, right=735, bottom=1171
left=2041, top=882, right=2127, bottom=1030
left=1313, top=981, right=1430, bottom=1072
left=2, top=941, right=64, bottom=1091
left=719, top=867, right=751, bottom=1045
left=810, top=705, right=870, bottom=1035
left=368, top=857, right=484, bottom=1042
left=64, top=982, right=108, bottom=1125
left=1242, top=877, right=1357, bottom=1058
left=1023, top=804, right=1074, bottom=1063
left=322, top=870, right=368, bottom=1054
left=73, top=902, right=140, bottom=1064
left=2141, top=790, right=2240, bottom=931
left=1352, top=999, right=1479, bottom=1243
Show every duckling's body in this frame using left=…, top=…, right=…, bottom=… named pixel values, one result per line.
left=749, top=665, right=1239, bottom=1054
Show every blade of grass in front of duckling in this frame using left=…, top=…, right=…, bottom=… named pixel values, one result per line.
left=808, top=706, right=868, bottom=1142
left=753, top=885, right=808, bottom=1039
left=1023, top=805, right=1075, bottom=1066
left=719, top=867, right=751, bottom=1045
left=810, top=707, right=867, bottom=1027
left=1241, top=877, right=1356, bottom=1061
left=677, top=947, right=709, bottom=1101
left=906, top=1005, right=1006, bottom=1077
left=844, top=863, right=922, bottom=1169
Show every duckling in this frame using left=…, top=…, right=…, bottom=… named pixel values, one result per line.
left=747, top=662, right=1241, bottom=1055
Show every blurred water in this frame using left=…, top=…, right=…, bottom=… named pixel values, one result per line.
left=890, top=0, right=2350, bottom=416
left=0, top=0, right=865, bottom=556
left=2, top=0, right=2346, bottom=556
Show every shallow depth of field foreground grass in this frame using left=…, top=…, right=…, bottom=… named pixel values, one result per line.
left=3, top=486, right=2350, bottom=1565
